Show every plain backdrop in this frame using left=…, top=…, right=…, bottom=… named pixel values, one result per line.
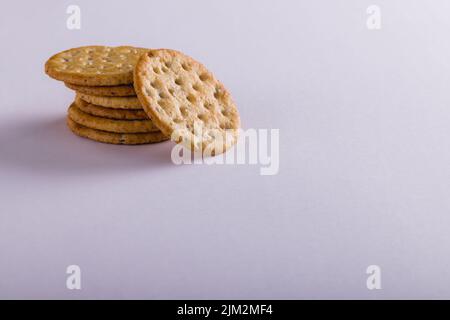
left=1, top=0, right=450, bottom=299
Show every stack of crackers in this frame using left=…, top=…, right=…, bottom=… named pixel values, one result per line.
left=45, top=46, right=240, bottom=155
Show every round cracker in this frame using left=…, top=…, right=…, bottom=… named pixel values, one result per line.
left=68, top=102, right=159, bottom=133
left=45, top=46, right=148, bottom=86
left=77, top=93, right=142, bottom=110
left=134, top=49, right=240, bottom=156
left=67, top=117, right=168, bottom=145
left=75, top=96, right=148, bottom=120
left=65, top=82, right=136, bottom=97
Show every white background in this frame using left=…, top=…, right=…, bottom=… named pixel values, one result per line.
left=1, top=0, right=450, bottom=299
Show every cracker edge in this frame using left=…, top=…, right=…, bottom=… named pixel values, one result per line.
left=68, top=102, right=158, bottom=133
left=65, top=82, right=136, bottom=97
left=66, top=116, right=168, bottom=145
left=45, top=45, right=148, bottom=86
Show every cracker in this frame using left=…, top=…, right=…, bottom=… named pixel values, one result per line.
left=45, top=46, right=148, bottom=86
left=77, top=93, right=142, bottom=110
left=65, top=82, right=136, bottom=97
left=68, top=102, right=159, bottom=133
left=67, top=117, right=168, bottom=145
left=75, top=96, right=148, bottom=120
left=134, top=49, right=240, bottom=155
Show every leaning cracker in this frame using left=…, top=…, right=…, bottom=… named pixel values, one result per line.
left=134, top=49, right=240, bottom=156
left=67, top=117, right=168, bottom=145
left=68, top=102, right=159, bottom=133
left=45, top=46, right=148, bottom=86
left=65, top=82, right=136, bottom=97
left=75, top=96, right=148, bottom=120
left=77, top=93, right=142, bottom=110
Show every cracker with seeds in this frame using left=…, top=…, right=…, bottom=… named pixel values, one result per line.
left=67, top=117, right=168, bottom=145
left=45, top=46, right=148, bottom=86
left=75, top=97, right=148, bottom=120
left=77, top=93, right=142, bottom=110
left=65, top=82, right=136, bottom=97
left=134, top=49, right=240, bottom=155
left=68, top=102, right=159, bottom=133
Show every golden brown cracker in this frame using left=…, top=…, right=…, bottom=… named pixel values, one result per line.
left=75, top=96, right=148, bottom=120
left=68, top=102, right=159, bottom=133
left=65, top=82, right=136, bottom=97
left=45, top=45, right=148, bottom=86
left=67, top=117, right=168, bottom=145
left=77, top=93, right=142, bottom=110
left=134, top=49, right=240, bottom=155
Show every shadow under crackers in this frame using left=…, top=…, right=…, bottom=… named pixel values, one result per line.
left=0, top=115, right=175, bottom=176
